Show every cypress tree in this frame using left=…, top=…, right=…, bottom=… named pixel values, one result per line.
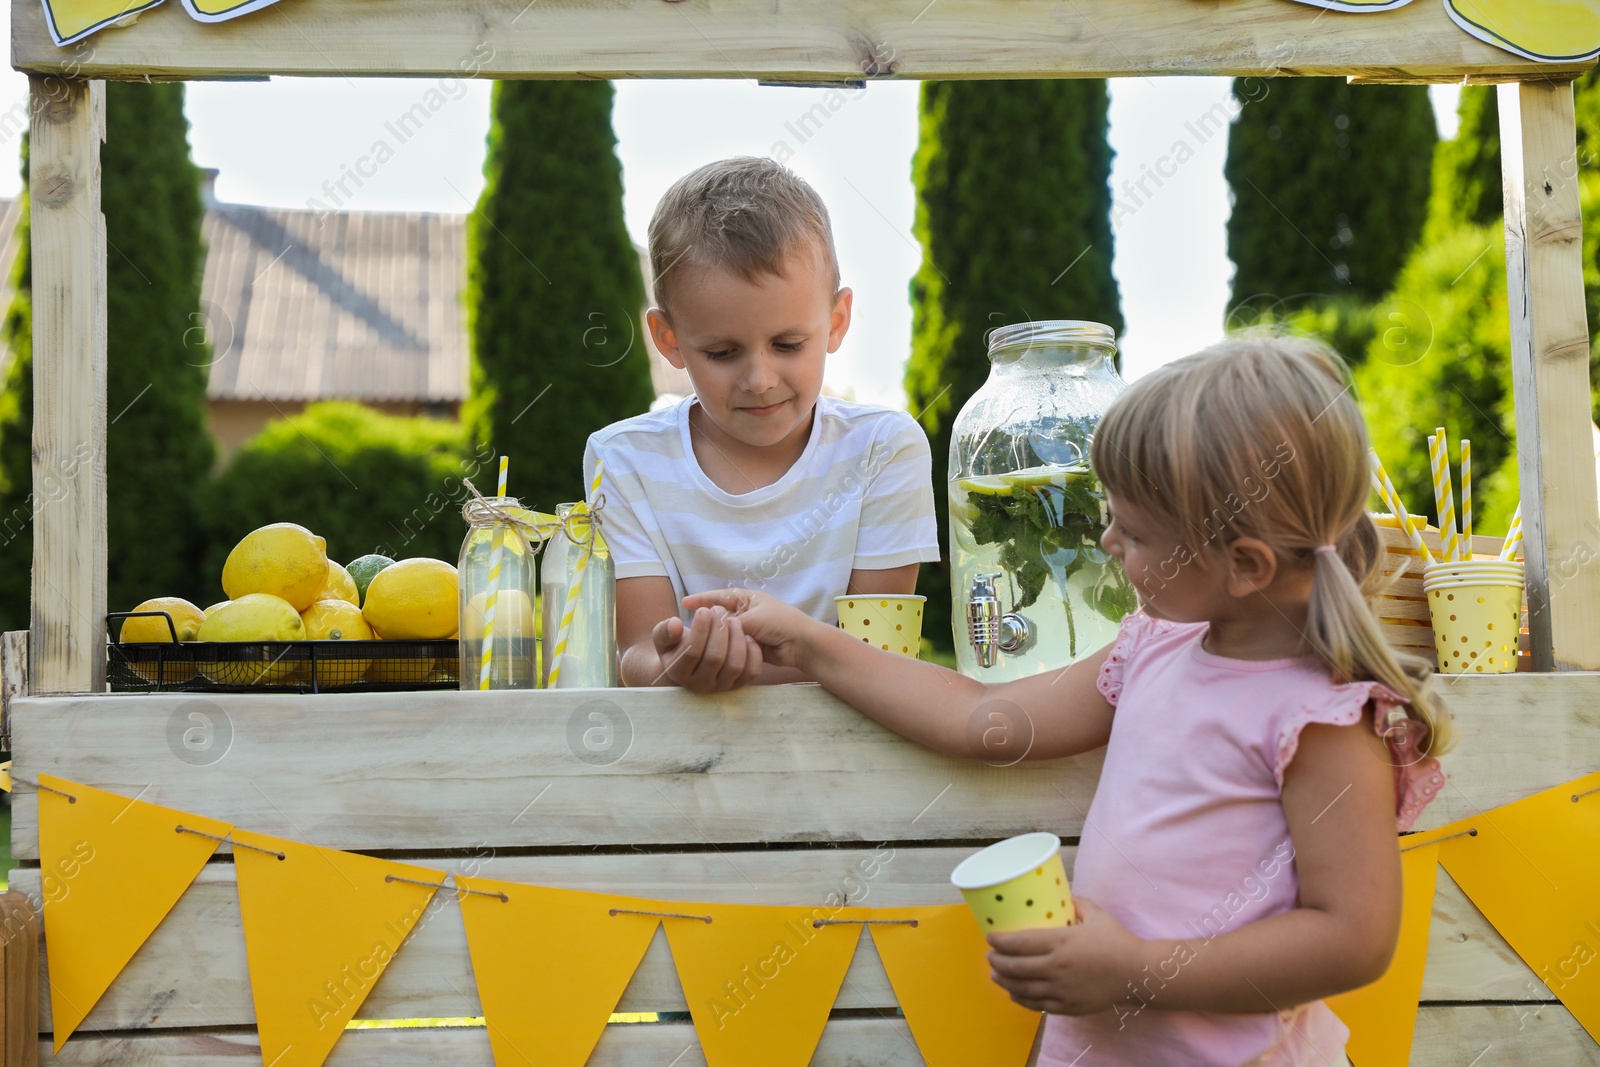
left=0, top=83, right=213, bottom=631
left=1427, top=85, right=1500, bottom=233
left=464, top=81, right=653, bottom=512
left=904, top=80, right=1122, bottom=653
left=1225, top=79, right=1437, bottom=313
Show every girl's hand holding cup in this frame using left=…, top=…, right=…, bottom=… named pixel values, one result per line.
left=987, top=898, right=1145, bottom=1016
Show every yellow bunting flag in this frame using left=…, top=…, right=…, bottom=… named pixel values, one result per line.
left=1437, top=771, right=1600, bottom=1044
left=38, top=0, right=165, bottom=46
left=662, top=901, right=862, bottom=1067
left=36, top=774, right=232, bottom=1052
left=455, top=878, right=662, bottom=1067
left=1327, top=841, right=1441, bottom=1065
left=866, top=905, right=1042, bottom=1067
left=232, top=829, right=442, bottom=1067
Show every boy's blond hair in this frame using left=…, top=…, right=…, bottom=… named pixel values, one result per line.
left=648, top=157, right=840, bottom=313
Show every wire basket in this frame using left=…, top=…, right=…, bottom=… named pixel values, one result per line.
left=107, top=611, right=462, bottom=694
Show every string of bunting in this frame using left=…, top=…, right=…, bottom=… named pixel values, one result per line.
left=26, top=769, right=1600, bottom=1066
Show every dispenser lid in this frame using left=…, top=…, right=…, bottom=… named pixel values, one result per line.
left=986, top=319, right=1116, bottom=355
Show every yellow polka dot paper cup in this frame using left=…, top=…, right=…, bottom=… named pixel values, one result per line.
left=951, top=832, right=1075, bottom=933
left=834, top=594, right=924, bottom=658
left=1423, top=560, right=1523, bottom=674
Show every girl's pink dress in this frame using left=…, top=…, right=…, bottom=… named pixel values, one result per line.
left=1038, top=612, right=1444, bottom=1067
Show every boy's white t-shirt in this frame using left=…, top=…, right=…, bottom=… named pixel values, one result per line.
left=583, top=395, right=940, bottom=624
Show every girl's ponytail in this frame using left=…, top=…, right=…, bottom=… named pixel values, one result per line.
left=1306, top=517, right=1454, bottom=758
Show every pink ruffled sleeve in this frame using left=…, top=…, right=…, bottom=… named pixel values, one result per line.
left=1273, top=681, right=1446, bottom=831
left=1096, top=611, right=1157, bottom=706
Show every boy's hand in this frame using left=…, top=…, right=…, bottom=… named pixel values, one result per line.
left=682, top=589, right=818, bottom=669
left=651, top=605, right=764, bottom=692
left=987, top=898, right=1145, bottom=1016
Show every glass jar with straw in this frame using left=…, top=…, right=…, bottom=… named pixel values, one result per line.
left=540, top=485, right=618, bottom=689
left=458, top=457, right=547, bottom=690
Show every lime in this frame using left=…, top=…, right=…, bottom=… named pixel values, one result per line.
left=347, top=554, right=396, bottom=607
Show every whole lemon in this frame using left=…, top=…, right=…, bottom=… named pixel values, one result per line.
left=297, top=599, right=374, bottom=686
left=221, top=524, right=329, bottom=612
left=122, top=597, right=205, bottom=643
left=316, top=561, right=361, bottom=606
left=204, top=601, right=230, bottom=616
left=462, top=589, right=537, bottom=639
left=197, top=593, right=305, bottom=685
left=120, top=597, right=205, bottom=685
left=362, top=558, right=459, bottom=640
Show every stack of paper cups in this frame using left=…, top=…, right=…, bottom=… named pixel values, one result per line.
left=1422, top=560, right=1524, bottom=674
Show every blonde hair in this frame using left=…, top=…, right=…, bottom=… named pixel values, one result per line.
left=1091, top=331, right=1453, bottom=757
left=647, top=157, right=840, bottom=313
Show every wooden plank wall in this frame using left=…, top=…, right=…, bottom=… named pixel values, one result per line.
left=8, top=678, right=1600, bottom=1063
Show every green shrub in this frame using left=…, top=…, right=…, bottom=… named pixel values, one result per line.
left=200, top=403, right=492, bottom=599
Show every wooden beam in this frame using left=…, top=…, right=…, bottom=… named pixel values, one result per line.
left=1499, top=82, right=1600, bottom=671
left=10, top=0, right=1593, bottom=83
left=9, top=674, right=1600, bottom=858
left=24, top=1004, right=1599, bottom=1064
left=0, top=893, right=37, bottom=1067
left=26, top=79, right=105, bottom=696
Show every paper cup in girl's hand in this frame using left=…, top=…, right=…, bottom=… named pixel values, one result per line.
left=835, top=595, right=924, bottom=658
left=951, top=832, right=1075, bottom=932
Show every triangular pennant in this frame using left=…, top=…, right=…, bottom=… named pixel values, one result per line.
left=1438, top=771, right=1600, bottom=1044
left=37, top=773, right=231, bottom=1051
left=37, top=0, right=166, bottom=47
left=233, top=829, right=442, bottom=1067
left=867, top=905, right=1042, bottom=1067
left=662, top=902, right=860, bottom=1066
left=456, top=877, right=662, bottom=1067
left=1326, top=841, right=1441, bottom=1065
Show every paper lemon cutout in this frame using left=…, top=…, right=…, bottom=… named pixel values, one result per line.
left=1282, top=0, right=1414, bottom=10
left=40, top=0, right=289, bottom=45
left=1446, top=0, right=1600, bottom=62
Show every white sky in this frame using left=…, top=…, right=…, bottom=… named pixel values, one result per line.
left=0, top=65, right=1460, bottom=407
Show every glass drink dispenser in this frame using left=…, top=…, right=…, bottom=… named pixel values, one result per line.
left=948, top=320, right=1136, bottom=680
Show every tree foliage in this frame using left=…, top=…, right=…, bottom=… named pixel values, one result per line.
left=904, top=80, right=1122, bottom=651
left=200, top=402, right=486, bottom=597
left=464, top=81, right=654, bottom=513
left=1225, top=79, right=1437, bottom=315
left=0, top=83, right=215, bottom=630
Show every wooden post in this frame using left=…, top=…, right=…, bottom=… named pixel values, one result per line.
left=1499, top=81, right=1600, bottom=672
left=0, top=893, right=37, bottom=1067
left=26, top=78, right=107, bottom=695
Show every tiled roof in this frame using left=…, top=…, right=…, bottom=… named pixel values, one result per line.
left=202, top=204, right=467, bottom=403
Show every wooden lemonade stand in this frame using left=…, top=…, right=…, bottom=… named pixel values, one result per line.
left=0, top=1, right=1597, bottom=1063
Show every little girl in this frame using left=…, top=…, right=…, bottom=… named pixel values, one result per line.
left=685, top=334, right=1449, bottom=1066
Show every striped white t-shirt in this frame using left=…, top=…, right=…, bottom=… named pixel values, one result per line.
left=583, top=395, right=940, bottom=624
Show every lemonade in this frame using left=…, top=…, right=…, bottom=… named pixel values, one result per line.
left=950, top=463, right=1135, bottom=680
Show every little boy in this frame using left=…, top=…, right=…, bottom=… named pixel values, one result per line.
left=583, top=157, right=939, bottom=692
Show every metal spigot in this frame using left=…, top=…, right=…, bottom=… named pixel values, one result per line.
left=967, top=572, right=1035, bottom=668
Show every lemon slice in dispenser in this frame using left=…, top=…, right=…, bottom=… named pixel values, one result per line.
left=956, top=475, right=1015, bottom=496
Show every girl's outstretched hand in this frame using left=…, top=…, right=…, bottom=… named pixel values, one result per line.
left=987, top=898, right=1144, bottom=1016
left=682, top=588, right=819, bottom=670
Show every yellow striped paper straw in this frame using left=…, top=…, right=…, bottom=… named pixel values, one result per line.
left=477, top=455, right=510, bottom=691
left=1369, top=449, right=1433, bottom=564
left=1459, top=439, right=1472, bottom=554
left=1500, top=503, right=1523, bottom=561
left=1428, top=429, right=1460, bottom=562
left=547, top=461, right=605, bottom=687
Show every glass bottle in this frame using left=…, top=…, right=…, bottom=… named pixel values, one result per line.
left=540, top=502, right=619, bottom=688
left=948, top=320, right=1135, bottom=681
left=458, top=505, right=540, bottom=690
